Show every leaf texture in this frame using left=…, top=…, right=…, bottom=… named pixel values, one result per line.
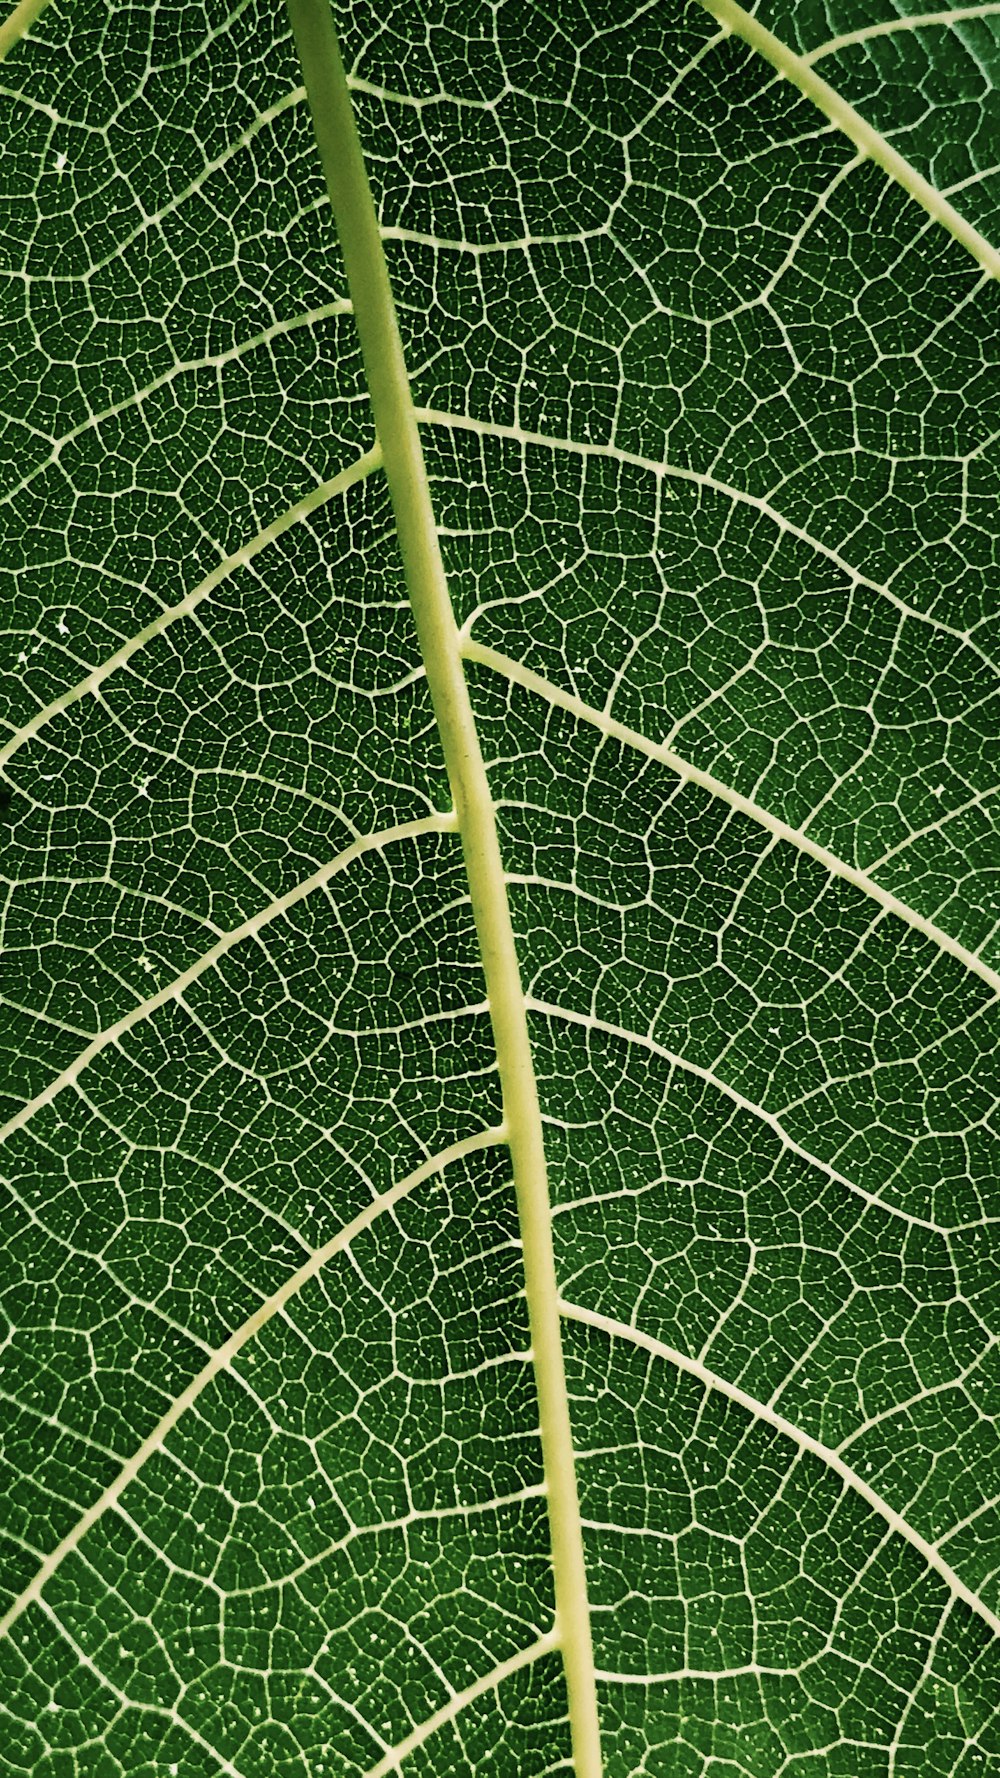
left=749, top=0, right=1000, bottom=239
left=0, top=1, right=998, bottom=1775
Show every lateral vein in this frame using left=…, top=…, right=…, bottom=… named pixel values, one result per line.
left=0, top=812, right=455, bottom=1149
left=0, top=445, right=382, bottom=773
left=365, top=1633, right=559, bottom=1777
left=802, top=5, right=1000, bottom=64
left=528, top=996, right=956, bottom=1235
left=0, top=1124, right=504, bottom=1644
left=417, top=405, right=993, bottom=666
left=693, top=0, right=1000, bottom=280
left=559, top=1298, right=1000, bottom=1643
left=1, top=301, right=354, bottom=513
left=465, top=638, right=1000, bottom=1000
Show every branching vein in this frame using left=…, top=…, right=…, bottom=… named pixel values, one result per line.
left=560, top=1298, right=1000, bottom=1642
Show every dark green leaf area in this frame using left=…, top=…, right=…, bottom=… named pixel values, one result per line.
left=567, top=1316, right=1000, bottom=1778
left=752, top=0, right=1000, bottom=245
left=0, top=473, right=446, bottom=1110
left=0, top=1149, right=550, bottom=1773
left=535, top=1014, right=1000, bottom=1617
left=352, top=0, right=999, bottom=638
left=467, top=660, right=1000, bottom=1636
left=400, top=1653, right=571, bottom=1778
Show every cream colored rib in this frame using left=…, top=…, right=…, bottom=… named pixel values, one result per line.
left=0, top=446, right=381, bottom=772
left=560, top=1298, right=1000, bottom=1642
left=464, top=638, right=1000, bottom=1001
left=0, top=0, right=50, bottom=60
left=365, top=1632, right=559, bottom=1776
left=694, top=0, right=1000, bottom=279
left=803, top=5, right=1000, bottom=64
left=286, top=3, right=602, bottom=1771
left=0, top=812, right=454, bottom=1149
left=0, top=1119, right=503, bottom=1640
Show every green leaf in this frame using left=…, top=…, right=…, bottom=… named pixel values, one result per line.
left=1, top=1, right=998, bottom=1775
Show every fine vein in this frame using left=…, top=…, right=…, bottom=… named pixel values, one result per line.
left=0, top=1119, right=502, bottom=1635
left=694, top=0, right=1000, bottom=280
left=417, top=405, right=992, bottom=665
left=465, top=639, right=1000, bottom=1000
left=35, top=1593, right=252, bottom=1778
left=3, top=300, right=355, bottom=515
left=0, top=445, right=381, bottom=772
left=560, top=1298, right=1000, bottom=1643
left=0, top=813, right=454, bottom=1150
left=285, top=4, right=602, bottom=1774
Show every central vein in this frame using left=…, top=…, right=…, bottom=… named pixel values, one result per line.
left=285, top=4, right=602, bottom=1774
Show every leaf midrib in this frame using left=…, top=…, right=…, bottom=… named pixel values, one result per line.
left=285, top=4, right=603, bottom=1774
left=6, top=1117, right=992, bottom=1683
left=0, top=0, right=49, bottom=60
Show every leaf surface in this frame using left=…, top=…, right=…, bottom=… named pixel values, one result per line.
left=0, top=1, right=998, bottom=1774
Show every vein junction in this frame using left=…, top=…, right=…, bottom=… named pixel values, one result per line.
left=3, top=1, right=999, bottom=1769
left=694, top=0, right=1000, bottom=279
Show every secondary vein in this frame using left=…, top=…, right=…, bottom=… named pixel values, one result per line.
left=693, top=0, right=1000, bottom=280
left=560, top=1297, right=1000, bottom=1644
left=415, top=404, right=994, bottom=668
left=0, top=1124, right=505, bottom=1645
left=464, top=638, right=1000, bottom=1001
left=0, top=812, right=455, bottom=1149
left=0, top=445, right=382, bottom=773
left=527, top=996, right=963, bottom=1237
left=802, top=4, right=1000, bottom=65
left=365, top=1633, right=559, bottom=1777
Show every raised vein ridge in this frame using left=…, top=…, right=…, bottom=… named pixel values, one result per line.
left=285, top=3, right=603, bottom=1773
left=802, top=5, right=1000, bottom=64
left=366, top=1634, right=558, bottom=1778
left=560, top=1298, right=1000, bottom=1644
left=465, top=640, right=1000, bottom=999
left=0, top=814, right=455, bottom=1150
left=0, top=446, right=381, bottom=773
left=0, top=0, right=51, bottom=61
left=417, top=406, right=993, bottom=665
left=0, top=1127, right=503, bottom=1645
left=695, top=0, right=1000, bottom=278
left=528, top=997, right=966, bottom=1235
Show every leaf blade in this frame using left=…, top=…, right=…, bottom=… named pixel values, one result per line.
left=1, top=0, right=998, bottom=1771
